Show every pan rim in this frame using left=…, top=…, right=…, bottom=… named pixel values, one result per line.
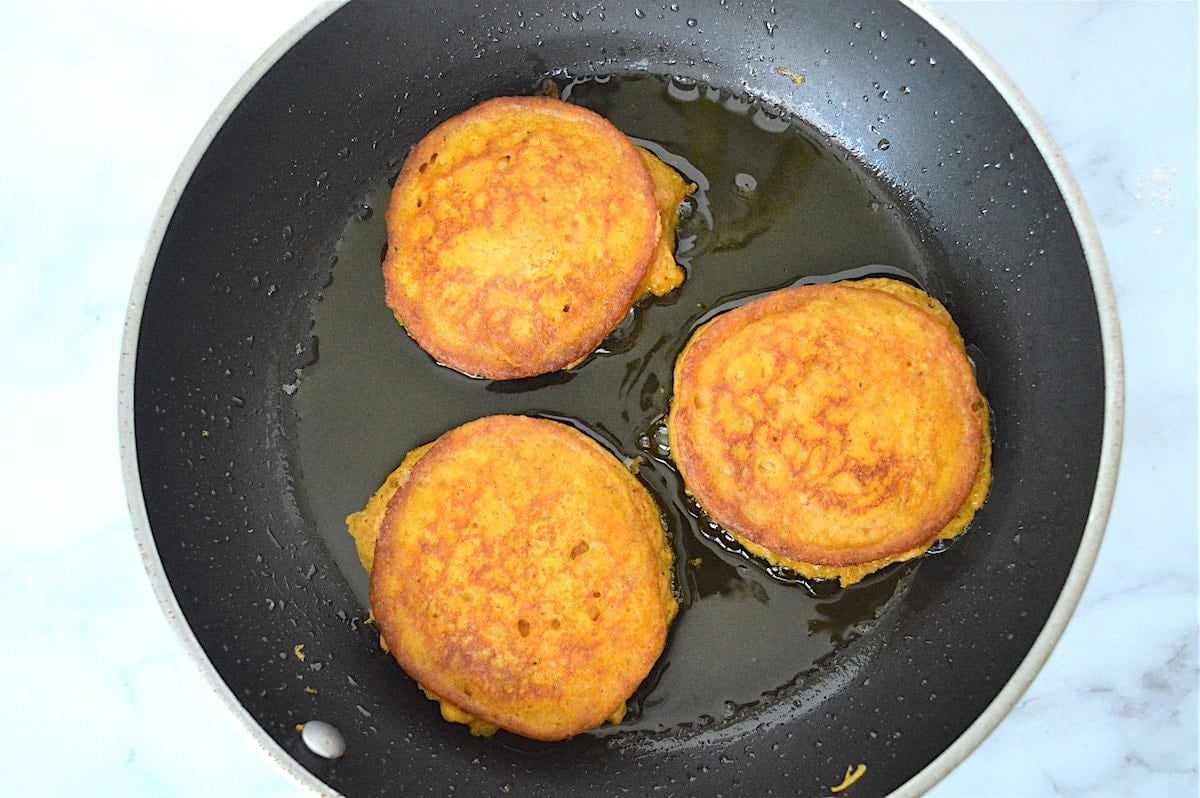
left=116, top=2, right=1124, bottom=796
left=117, top=2, right=347, bottom=795
left=892, top=0, right=1124, bottom=795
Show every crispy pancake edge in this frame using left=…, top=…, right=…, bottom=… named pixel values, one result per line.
left=636, top=147, right=693, bottom=298
left=345, top=443, right=432, bottom=574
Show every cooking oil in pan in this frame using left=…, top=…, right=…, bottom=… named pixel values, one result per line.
left=294, top=73, right=932, bottom=735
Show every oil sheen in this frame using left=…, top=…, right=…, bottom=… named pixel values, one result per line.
left=294, top=74, right=933, bottom=736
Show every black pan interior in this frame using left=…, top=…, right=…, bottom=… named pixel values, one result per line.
left=132, top=1, right=1105, bottom=795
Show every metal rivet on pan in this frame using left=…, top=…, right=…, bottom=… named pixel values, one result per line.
left=300, top=720, right=346, bottom=759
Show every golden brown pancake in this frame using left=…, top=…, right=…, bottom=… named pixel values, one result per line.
left=383, top=96, right=690, bottom=380
left=668, top=278, right=991, bottom=587
left=356, top=415, right=677, bottom=741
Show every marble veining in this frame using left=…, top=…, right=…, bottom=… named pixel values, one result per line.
left=0, top=1, right=1194, bottom=796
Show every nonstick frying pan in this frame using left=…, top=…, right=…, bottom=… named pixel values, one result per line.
left=120, top=1, right=1122, bottom=795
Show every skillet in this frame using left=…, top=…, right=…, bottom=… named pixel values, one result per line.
left=120, top=1, right=1122, bottom=795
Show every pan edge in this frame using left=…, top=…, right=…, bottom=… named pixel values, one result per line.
left=891, top=2, right=1124, bottom=796
left=117, top=3, right=350, bottom=797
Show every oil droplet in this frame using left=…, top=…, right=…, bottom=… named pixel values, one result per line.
left=877, top=138, right=891, bottom=151
left=668, top=76, right=700, bottom=101
left=752, top=107, right=789, bottom=133
left=634, top=7, right=646, bottom=18
left=686, top=17, right=697, bottom=27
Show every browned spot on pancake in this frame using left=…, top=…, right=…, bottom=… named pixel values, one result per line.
left=668, top=279, right=991, bottom=586
left=365, top=415, right=677, bottom=740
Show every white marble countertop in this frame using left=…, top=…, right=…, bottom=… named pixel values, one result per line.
left=0, top=1, right=1194, bottom=795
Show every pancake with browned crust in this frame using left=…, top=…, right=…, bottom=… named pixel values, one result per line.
left=668, top=278, right=991, bottom=587
left=383, top=96, right=690, bottom=380
left=358, top=415, right=677, bottom=741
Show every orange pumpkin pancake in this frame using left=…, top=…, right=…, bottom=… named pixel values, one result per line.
left=359, top=415, right=677, bottom=740
left=383, top=96, right=689, bottom=380
left=668, top=278, right=991, bottom=586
